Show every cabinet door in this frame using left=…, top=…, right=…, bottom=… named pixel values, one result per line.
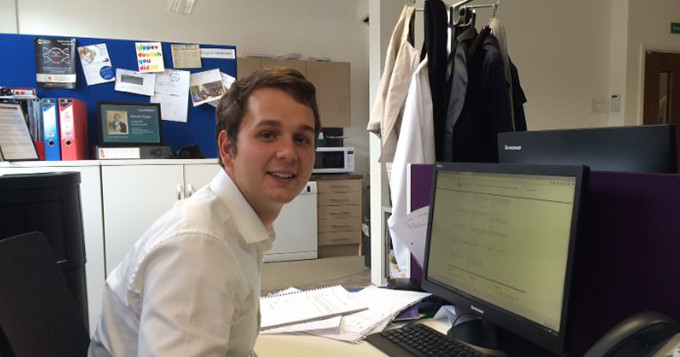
left=184, top=163, right=220, bottom=197
left=237, top=57, right=262, bottom=79
left=0, top=164, right=104, bottom=335
left=261, top=58, right=306, bottom=74
left=305, top=61, right=351, bottom=128
left=102, top=164, right=184, bottom=274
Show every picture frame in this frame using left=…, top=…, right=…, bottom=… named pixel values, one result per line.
left=97, top=102, right=162, bottom=146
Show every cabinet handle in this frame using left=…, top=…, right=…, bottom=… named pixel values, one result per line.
left=177, top=184, right=184, bottom=200
left=329, top=198, right=349, bottom=202
left=331, top=224, right=352, bottom=229
left=187, top=184, right=195, bottom=198
left=331, top=238, right=352, bottom=242
left=329, top=212, right=351, bottom=215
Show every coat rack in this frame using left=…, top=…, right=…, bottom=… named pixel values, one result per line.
left=450, top=0, right=499, bottom=26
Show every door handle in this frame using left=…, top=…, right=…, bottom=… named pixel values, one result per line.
left=177, top=184, right=184, bottom=200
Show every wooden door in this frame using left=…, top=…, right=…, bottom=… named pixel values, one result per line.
left=643, top=51, right=680, bottom=170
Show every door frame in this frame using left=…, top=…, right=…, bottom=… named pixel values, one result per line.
left=638, top=45, right=680, bottom=125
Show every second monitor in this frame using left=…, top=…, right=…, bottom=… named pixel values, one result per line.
left=498, top=124, right=677, bottom=173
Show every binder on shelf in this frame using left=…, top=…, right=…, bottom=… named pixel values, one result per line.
left=58, top=98, right=88, bottom=160
left=41, top=98, right=60, bottom=161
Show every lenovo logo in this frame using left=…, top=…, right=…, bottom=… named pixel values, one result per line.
left=470, top=305, right=485, bottom=314
left=504, top=145, right=522, bottom=151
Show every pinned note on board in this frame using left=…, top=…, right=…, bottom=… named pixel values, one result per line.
left=135, top=42, right=165, bottom=73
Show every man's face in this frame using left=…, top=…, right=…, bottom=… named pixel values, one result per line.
left=219, top=88, right=316, bottom=222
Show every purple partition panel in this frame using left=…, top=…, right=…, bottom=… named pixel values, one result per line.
left=568, top=171, right=680, bottom=355
left=409, top=164, right=435, bottom=284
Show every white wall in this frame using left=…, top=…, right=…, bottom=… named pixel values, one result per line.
left=0, top=0, right=17, bottom=33
left=10, top=0, right=372, bottom=177
left=475, top=0, right=613, bottom=130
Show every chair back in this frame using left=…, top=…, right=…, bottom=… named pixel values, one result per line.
left=0, top=231, right=89, bottom=356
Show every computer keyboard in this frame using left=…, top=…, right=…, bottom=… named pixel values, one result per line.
left=366, top=323, right=485, bottom=357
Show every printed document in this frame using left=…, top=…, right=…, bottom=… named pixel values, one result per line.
left=115, top=69, right=155, bottom=96
left=150, top=69, right=190, bottom=123
left=171, top=44, right=202, bottom=68
left=78, top=43, right=115, bottom=85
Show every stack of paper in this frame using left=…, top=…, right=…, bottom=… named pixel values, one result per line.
left=260, top=285, right=431, bottom=343
left=310, top=286, right=431, bottom=343
left=259, top=285, right=366, bottom=331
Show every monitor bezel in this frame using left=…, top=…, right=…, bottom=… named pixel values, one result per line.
left=420, top=162, right=589, bottom=355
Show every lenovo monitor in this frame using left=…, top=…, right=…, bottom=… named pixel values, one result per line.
left=421, top=162, right=589, bottom=355
left=498, top=125, right=676, bottom=173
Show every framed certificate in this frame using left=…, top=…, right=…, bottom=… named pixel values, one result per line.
left=0, top=103, right=39, bottom=161
left=97, top=102, right=162, bottom=146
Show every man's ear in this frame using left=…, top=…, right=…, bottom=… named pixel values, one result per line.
left=218, top=130, right=234, bottom=169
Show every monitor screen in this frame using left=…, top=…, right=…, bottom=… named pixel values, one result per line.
left=421, top=163, right=588, bottom=355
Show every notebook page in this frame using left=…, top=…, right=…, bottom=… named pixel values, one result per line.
left=260, top=285, right=367, bottom=330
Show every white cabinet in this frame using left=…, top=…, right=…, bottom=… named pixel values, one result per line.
left=266, top=182, right=318, bottom=262
left=0, top=161, right=105, bottom=335
left=101, top=160, right=219, bottom=274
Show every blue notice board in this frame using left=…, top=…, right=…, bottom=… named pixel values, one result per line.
left=0, top=33, right=238, bottom=158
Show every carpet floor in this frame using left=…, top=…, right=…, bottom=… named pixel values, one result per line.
left=261, top=255, right=371, bottom=295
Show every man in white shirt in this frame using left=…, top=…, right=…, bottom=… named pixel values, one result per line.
left=88, top=67, right=320, bottom=356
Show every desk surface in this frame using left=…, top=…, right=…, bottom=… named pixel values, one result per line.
left=254, top=319, right=449, bottom=356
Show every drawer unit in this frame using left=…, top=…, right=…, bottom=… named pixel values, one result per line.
left=316, top=177, right=362, bottom=257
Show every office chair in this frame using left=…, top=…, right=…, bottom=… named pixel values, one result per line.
left=0, top=231, right=89, bottom=357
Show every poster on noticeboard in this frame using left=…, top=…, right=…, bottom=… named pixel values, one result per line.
left=34, top=37, right=77, bottom=89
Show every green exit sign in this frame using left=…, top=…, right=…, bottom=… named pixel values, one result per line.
left=672, top=22, right=680, bottom=34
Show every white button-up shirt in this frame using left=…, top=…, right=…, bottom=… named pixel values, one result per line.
left=89, top=169, right=274, bottom=357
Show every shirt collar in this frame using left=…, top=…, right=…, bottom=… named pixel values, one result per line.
left=210, top=169, right=275, bottom=247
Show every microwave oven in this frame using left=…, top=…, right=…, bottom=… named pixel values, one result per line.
left=313, top=147, right=355, bottom=174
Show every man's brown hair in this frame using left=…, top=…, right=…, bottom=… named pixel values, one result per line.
left=215, top=67, right=321, bottom=166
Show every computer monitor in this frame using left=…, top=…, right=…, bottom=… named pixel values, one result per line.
left=421, top=162, right=589, bottom=355
left=498, top=124, right=677, bottom=173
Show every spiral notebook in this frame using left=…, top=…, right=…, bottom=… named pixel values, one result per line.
left=259, top=285, right=367, bottom=331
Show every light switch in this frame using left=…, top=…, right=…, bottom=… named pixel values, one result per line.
left=610, top=94, right=621, bottom=113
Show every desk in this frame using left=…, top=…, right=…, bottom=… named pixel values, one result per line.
left=254, top=319, right=449, bottom=356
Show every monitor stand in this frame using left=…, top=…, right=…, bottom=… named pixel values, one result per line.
left=448, top=318, right=507, bottom=356
left=448, top=318, right=556, bottom=357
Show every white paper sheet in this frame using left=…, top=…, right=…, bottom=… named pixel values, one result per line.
left=150, top=69, right=190, bottom=123
left=221, top=72, right=236, bottom=90
left=260, top=316, right=342, bottom=335
left=114, top=69, right=156, bottom=96
left=260, top=285, right=367, bottom=331
left=0, top=104, right=39, bottom=161
left=77, top=43, right=115, bottom=86
left=200, top=48, right=236, bottom=59
left=389, top=206, right=429, bottom=266
left=310, top=286, right=431, bottom=343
